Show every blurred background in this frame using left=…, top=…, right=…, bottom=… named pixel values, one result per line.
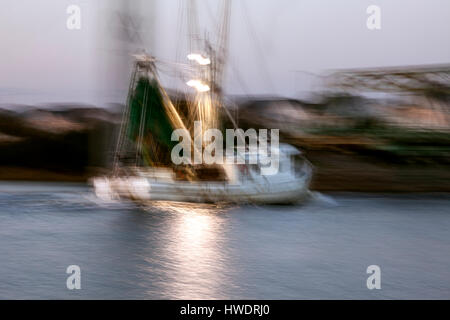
left=1, top=0, right=449, bottom=191
left=1, top=0, right=450, bottom=300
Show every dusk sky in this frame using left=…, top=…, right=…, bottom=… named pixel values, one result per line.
left=1, top=0, right=449, bottom=105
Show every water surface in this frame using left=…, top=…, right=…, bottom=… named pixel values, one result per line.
left=0, top=182, right=449, bottom=299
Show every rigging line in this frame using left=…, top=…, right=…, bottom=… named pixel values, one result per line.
left=142, top=67, right=154, bottom=164
left=240, top=0, right=276, bottom=93
left=136, top=68, right=150, bottom=167
left=117, top=3, right=146, bottom=50
left=204, top=0, right=220, bottom=44
left=155, top=76, right=204, bottom=171
left=175, top=0, right=186, bottom=63
left=221, top=97, right=239, bottom=129
left=187, top=0, right=201, bottom=54
left=200, top=0, right=250, bottom=97
left=204, top=0, right=228, bottom=50
left=215, top=0, right=232, bottom=91
left=157, top=59, right=193, bottom=67
left=172, top=0, right=186, bottom=105
left=113, top=61, right=138, bottom=174
left=196, top=0, right=246, bottom=128
left=156, top=60, right=197, bottom=75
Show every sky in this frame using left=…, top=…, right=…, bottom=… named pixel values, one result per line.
left=0, top=0, right=449, bottom=106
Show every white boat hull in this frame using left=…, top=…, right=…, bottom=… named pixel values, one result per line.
left=92, top=144, right=313, bottom=205
left=151, top=176, right=308, bottom=204
left=93, top=175, right=310, bottom=204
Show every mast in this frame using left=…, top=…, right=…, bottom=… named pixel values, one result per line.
left=213, top=0, right=232, bottom=97
left=113, top=0, right=235, bottom=173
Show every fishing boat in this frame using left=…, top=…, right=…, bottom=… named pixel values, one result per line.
left=93, top=143, right=312, bottom=204
left=92, top=0, right=312, bottom=204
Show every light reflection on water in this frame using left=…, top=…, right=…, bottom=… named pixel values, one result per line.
left=145, top=202, right=231, bottom=299
left=0, top=183, right=450, bottom=299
